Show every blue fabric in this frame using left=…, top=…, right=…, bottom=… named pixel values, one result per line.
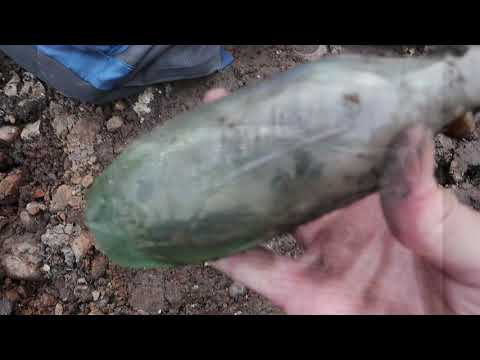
left=220, top=47, right=235, bottom=69
left=36, top=45, right=133, bottom=91
left=71, top=45, right=129, bottom=56
left=69, top=45, right=129, bottom=56
left=36, top=45, right=235, bottom=91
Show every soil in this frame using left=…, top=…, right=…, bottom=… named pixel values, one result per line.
left=0, top=45, right=478, bottom=315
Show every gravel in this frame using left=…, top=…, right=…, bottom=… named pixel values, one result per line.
left=0, top=169, right=23, bottom=201
left=71, top=231, right=95, bottom=261
left=20, top=120, right=41, bottom=141
left=81, top=174, right=94, bottom=188
left=106, top=116, right=124, bottom=132
left=0, top=125, right=20, bottom=143
left=50, top=184, right=73, bottom=212
left=1, top=241, right=42, bottom=281
left=26, top=201, right=47, bottom=216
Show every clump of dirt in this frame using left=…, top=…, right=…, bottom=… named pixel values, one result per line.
left=1, top=45, right=477, bottom=315
left=434, top=128, right=480, bottom=210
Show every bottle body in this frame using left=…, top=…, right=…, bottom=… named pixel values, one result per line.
left=86, top=51, right=477, bottom=268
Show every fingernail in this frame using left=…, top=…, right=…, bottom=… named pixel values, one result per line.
left=203, top=88, right=229, bottom=103
left=380, top=125, right=432, bottom=201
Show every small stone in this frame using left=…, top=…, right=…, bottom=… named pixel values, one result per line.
left=0, top=298, right=13, bottom=315
left=90, top=255, right=107, bottom=279
left=20, top=210, right=37, bottom=233
left=6, top=115, right=16, bottom=124
left=54, top=303, right=63, bottom=315
left=296, top=45, right=329, bottom=61
left=0, top=126, right=20, bottom=144
left=63, top=158, right=72, bottom=171
left=71, top=231, right=95, bottom=261
left=64, top=223, right=74, bottom=235
left=52, top=114, right=75, bottom=139
left=42, top=264, right=50, bottom=272
left=68, top=196, right=82, bottom=209
left=4, top=74, right=19, bottom=97
left=133, top=88, right=154, bottom=120
left=450, top=159, right=464, bottom=183
left=81, top=174, right=94, bottom=188
left=19, top=81, right=33, bottom=96
left=22, top=72, right=35, bottom=82
left=88, top=308, right=104, bottom=315
left=106, top=116, right=124, bottom=132
left=71, top=176, right=82, bottom=185
left=114, top=100, right=127, bottom=112
left=73, top=285, right=91, bottom=302
left=329, top=45, right=342, bottom=54
left=97, top=298, right=109, bottom=308
left=58, top=287, right=72, bottom=303
left=228, top=282, right=247, bottom=298
left=50, top=185, right=73, bottom=212
left=48, top=102, right=63, bottom=117
left=62, top=247, right=75, bottom=267
left=40, top=293, right=56, bottom=307
left=0, top=169, right=23, bottom=201
left=1, top=241, right=42, bottom=281
left=444, top=112, right=476, bottom=140
left=17, top=286, right=27, bottom=298
left=26, top=201, right=47, bottom=216
left=4, top=289, right=20, bottom=303
left=40, top=224, right=71, bottom=248
left=92, top=290, right=100, bottom=301
left=31, top=82, right=46, bottom=98
left=164, top=83, right=173, bottom=98
left=20, top=120, right=41, bottom=141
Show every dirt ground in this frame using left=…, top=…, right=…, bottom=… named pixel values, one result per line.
left=0, top=45, right=478, bottom=315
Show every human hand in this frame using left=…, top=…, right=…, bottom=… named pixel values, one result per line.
left=203, top=88, right=480, bottom=315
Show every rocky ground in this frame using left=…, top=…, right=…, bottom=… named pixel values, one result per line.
left=1, top=45, right=479, bottom=315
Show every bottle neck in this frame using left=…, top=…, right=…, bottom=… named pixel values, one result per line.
left=397, top=49, right=480, bottom=132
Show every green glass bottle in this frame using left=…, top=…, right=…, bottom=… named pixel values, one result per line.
left=86, top=46, right=480, bottom=268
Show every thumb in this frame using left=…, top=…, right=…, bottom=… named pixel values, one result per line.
left=380, top=124, right=480, bottom=286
